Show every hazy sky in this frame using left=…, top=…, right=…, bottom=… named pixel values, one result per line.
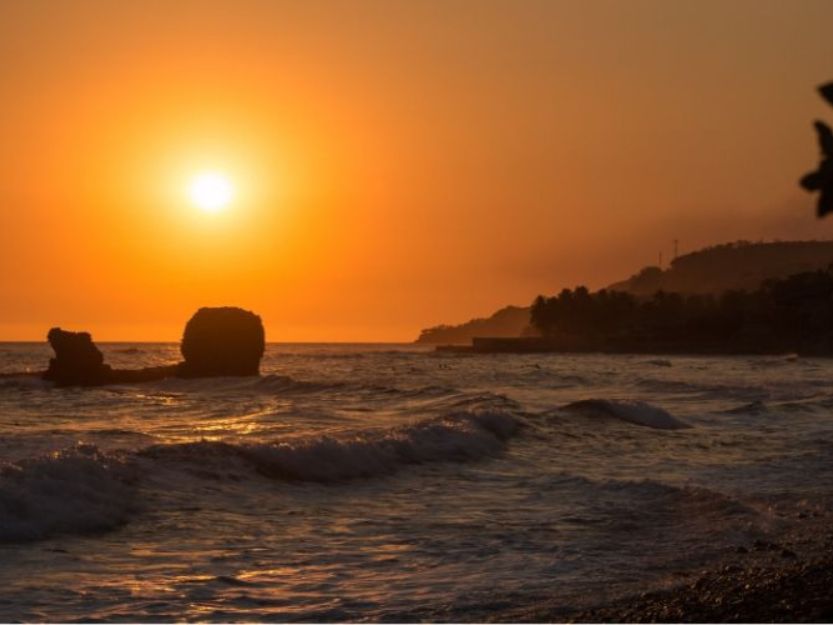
left=2, top=0, right=833, bottom=341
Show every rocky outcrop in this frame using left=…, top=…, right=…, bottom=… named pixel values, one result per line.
left=43, top=328, right=114, bottom=386
left=40, top=306, right=266, bottom=386
left=178, top=307, right=265, bottom=377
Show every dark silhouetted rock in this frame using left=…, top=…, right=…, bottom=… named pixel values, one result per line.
left=178, top=307, right=265, bottom=377
left=43, top=328, right=114, bottom=386
left=39, top=306, right=266, bottom=386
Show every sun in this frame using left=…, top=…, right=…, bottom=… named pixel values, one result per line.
left=188, top=171, right=234, bottom=213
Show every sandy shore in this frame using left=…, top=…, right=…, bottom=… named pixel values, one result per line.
left=490, top=508, right=833, bottom=623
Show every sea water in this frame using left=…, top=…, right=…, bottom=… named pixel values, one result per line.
left=0, top=343, right=831, bottom=621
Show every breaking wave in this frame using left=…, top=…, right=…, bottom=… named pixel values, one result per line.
left=0, top=406, right=522, bottom=543
left=561, top=399, right=690, bottom=430
left=140, top=409, right=522, bottom=482
left=0, top=445, right=137, bottom=542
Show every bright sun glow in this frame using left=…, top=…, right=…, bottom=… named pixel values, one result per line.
left=188, top=171, right=234, bottom=213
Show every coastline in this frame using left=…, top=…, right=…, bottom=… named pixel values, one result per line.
left=491, top=510, right=833, bottom=623
left=432, top=336, right=818, bottom=357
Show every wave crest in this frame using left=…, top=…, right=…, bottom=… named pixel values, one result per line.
left=141, top=409, right=522, bottom=482
left=561, top=399, right=690, bottom=430
left=0, top=445, right=137, bottom=542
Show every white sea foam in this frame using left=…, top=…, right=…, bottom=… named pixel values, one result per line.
left=141, top=409, right=522, bottom=482
left=1, top=343, right=831, bottom=622
left=0, top=445, right=136, bottom=542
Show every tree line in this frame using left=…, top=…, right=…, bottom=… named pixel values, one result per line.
left=530, top=268, right=833, bottom=354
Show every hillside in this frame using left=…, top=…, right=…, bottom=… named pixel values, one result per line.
left=608, top=240, right=833, bottom=296
left=416, top=306, right=532, bottom=345
left=415, top=240, right=833, bottom=344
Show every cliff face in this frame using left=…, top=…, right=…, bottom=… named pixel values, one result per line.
left=608, top=241, right=833, bottom=296
left=416, top=240, right=833, bottom=344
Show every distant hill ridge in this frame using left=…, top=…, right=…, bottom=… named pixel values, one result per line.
left=609, top=240, right=833, bottom=296
left=416, top=240, right=833, bottom=344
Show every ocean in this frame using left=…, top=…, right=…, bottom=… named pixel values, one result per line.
left=0, top=342, right=831, bottom=622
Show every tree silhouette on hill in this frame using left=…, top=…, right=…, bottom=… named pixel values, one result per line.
left=529, top=269, right=833, bottom=354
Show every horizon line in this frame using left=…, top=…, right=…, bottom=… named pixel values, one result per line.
left=0, top=339, right=421, bottom=345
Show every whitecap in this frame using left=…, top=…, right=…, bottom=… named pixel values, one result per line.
left=140, top=409, right=522, bottom=482
left=0, top=445, right=137, bottom=542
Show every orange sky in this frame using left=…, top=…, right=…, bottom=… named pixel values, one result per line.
left=2, top=0, right=833, bottom=342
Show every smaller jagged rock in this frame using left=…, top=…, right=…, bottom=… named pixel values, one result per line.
left=43, top=328, right=114, bottom=386
left=178, top=307, right=265, bottom=377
